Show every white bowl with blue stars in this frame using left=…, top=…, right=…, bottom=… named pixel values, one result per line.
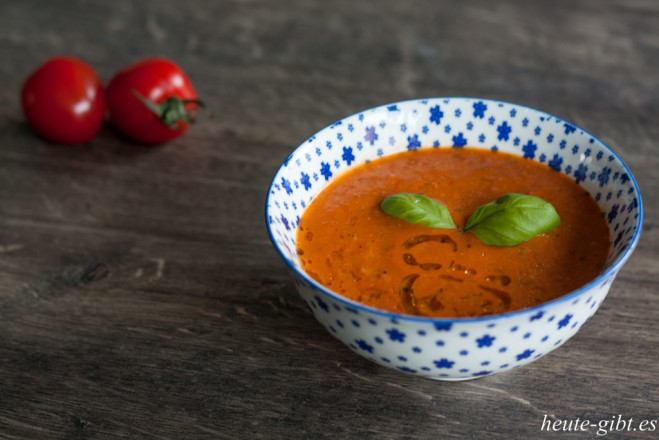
left=266, top=97, right=643, bottom=380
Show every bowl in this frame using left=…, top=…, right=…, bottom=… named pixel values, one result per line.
left=265, top=97, right=642, bottom=380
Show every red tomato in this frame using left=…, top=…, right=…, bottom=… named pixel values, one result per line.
left=21, top=57, right=106, bottom=145
left=106, top=58, right=202, bottom=145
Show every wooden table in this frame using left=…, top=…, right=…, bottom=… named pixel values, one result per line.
left=1, top=1, right=657, bottom=438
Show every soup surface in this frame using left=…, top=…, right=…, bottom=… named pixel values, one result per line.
left=296, top=147, right=610, bottom=318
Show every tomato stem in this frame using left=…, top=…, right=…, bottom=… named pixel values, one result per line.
left=131, top=89, right=204, bottom=130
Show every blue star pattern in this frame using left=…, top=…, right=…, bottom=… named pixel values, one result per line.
left=522, top=140, right=537, bottom=159
left=497, top=121, right=512, bottom=141
left=516, top=349, right=535, bottom=361
left=430, top=105, right=444, bottom=124
left=386, top=328, right=406, bottom=342
left=558, top=314, right=573, bottom=329
left=476, top=334, right=496, bottom=347
left=314, top=295, right=329, bottom=313
left=266, top=97, right=642, bottom=380
left=434, top=322, right=452, bottom=331
left=300, top=172, right=311, bottom=190
left=407, top=134, right=421, bottom=151
left=598, top=167, right=611, bottom=187
left=341, top=147, right=355, bottom=165
left=530, top=311, right=545, bottom=321
left=280, top=177, right=293, bottom=195
left=548, top=154, right=563, bottom=171
left=355, top=339, right=374, bottom=353
left=320, top=162, right=332, bottom=181
left=452, top=132, right=467, bottom=147
left=574, top=164, right=588, bottom=184
left=473, top=101, right=487, bottom=118
left=365, top=126, right=378, bottom=145
left=434, top=358, right=455, bottom=369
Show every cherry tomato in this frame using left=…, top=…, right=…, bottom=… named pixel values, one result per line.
left=21, top=56, right=106, bottom=145
left=106, top=58, right=202, bottom=145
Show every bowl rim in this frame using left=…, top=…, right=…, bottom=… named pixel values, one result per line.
left=265, top=96, right=644, bottom=324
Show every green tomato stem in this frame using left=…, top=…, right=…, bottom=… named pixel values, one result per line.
left=131, top=89, right=204, bottom=129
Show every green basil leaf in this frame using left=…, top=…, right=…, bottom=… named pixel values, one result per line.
left=464, top=193, right=561, bottom=246
left=380, top=193, right=456, bottom=229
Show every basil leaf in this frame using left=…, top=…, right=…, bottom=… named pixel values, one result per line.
left=381, top=193, right=456, bottom=229
left=464, top=193, right=561, bottom=246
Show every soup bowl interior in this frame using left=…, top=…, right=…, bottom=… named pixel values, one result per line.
left=266, top=97, right=642, bottom=380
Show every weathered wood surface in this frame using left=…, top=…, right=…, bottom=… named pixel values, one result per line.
left=0, top=1, right=657, bottom=438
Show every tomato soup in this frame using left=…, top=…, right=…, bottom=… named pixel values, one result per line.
left=296, top=147, right=610, bottom=318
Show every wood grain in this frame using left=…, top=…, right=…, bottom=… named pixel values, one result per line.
left=0, top=0, right=657, bottom=438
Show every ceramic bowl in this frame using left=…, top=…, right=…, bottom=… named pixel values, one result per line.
left=265, top=97, right=642, bottom=380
